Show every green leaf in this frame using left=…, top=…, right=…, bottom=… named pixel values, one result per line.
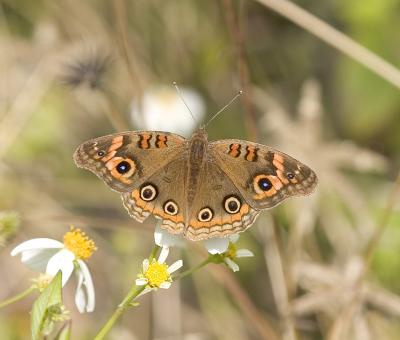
left=31, top=271, right=63, bottom=340
left=55, top=321, right=72, bottom=340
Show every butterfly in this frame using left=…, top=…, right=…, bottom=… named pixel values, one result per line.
left=74, top=127, right=317, bottom=241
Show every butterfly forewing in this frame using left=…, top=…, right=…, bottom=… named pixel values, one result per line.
left=73, top=131, right=186, bottom=193
left=209, top=139, right=318, bottom=210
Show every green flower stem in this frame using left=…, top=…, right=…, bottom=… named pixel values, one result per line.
left=94, top=245, right=160, bottom=340
left=149, top=245, right=161, bottom=261
left=94, top=247, right=213, bottom=339
left=94, top=284, right=146, bottom=340
left=173, top=256, right=213, bottom=281
left=0, top=286, right=36, bottom=309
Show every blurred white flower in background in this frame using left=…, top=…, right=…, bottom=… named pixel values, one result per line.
left=131, top=85, right=205, bottom=136
left=33, top=20, right=59, bottom=47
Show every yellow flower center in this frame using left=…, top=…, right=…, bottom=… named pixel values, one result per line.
left=144, top=260, right=170, bottom=288
left=226, top=242, right=237, bottom=259
left=63, top=226, right=97, bottom=260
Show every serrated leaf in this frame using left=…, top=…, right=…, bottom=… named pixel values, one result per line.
left=31, top=271, right=63, bottom=340
left=55, top=321, right=72, bottom=340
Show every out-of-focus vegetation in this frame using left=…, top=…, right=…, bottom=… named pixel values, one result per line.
left=0, top=0, right=400, bottom=339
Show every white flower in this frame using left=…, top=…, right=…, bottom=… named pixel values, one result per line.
left=223, top=235, right=254, bottom=272
left=131, top=85, right=205, bottom=136
left=153, top=222, right=253, bottom=267
left=154, top=222, right=184, bottom=248
left=203, top=237, right=230, bottom=255
left=10, top=227, right=96, bottom=313
left=153, top=225, right=252, bottom=273
left=136, top=247, right=183, bottom=295
left=154, top=222, right=231, bottom=254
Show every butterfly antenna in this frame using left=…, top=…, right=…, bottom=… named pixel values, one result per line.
left=173, top=81, right=198, bottom=124
left=205, top=90, right=243, bottom=127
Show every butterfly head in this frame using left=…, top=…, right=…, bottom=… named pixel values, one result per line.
left=191, top=125, right=208, bottom=141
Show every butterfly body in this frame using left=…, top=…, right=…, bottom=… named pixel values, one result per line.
left=74, top=128, right=317, bottom=241
left=186, top=128, right=208, bottom=208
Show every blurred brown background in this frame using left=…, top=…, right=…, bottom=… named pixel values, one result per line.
left=1, top=0, right=400, bottom=339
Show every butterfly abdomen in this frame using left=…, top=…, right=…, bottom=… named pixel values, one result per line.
left=186, top=129, right=209, bottom=209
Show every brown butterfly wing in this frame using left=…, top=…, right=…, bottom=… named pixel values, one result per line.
left=75, top=129, right=317, bottom=241
left=74, top=131, right=186, bottom=192
left=121, top=158, right=187, bottom=235
left=209, top=139, right=318, bottom=210
left=184, top=160, right=260, bottom=241
left=120, top=148, right=260, bottom=241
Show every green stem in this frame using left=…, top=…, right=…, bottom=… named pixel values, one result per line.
left=173, top=256, right=213, bottom=281
left=94, top=284, right=146, bottom=340
left=0, top=286, right=36, bottom=309
left=94, top=244, right=160, bottom=340
left=94, top=247, right=211, bottom=339
left=149, top=245, right=161, bottom=261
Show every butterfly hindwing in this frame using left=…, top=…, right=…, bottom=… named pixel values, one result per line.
left=184, top=160, right=260, bottom=241
left=121, top=158, right=187, bottom=235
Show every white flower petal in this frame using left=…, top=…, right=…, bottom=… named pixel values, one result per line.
left=224, top=258, right=240, bottom=272
left=20, top=248, right=60, bottom=272
left=167, top=260, right=183, bottom=274
left=160, top=281, right=171, bottom=289
left=236, top=249, right=254, bottom=258
left=158, top=246, right=170, bottom=264
left=154, top=223, right=183, bottom=248
left=136, top=278, right=148, bottom=286
left=75, top=269, right=86, bottom=313
left=11, top=238, right=63, bottom=256
left=142, top=259, right=149, bottom=272
left=204, top=237, right=229, bottom=254
left=76, top=260, right=95, bottom=312
left=228, top=234, right=240, bottom=243
left=46, top=249, right=75, bottom=286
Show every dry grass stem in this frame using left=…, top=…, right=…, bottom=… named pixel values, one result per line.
left=0, top=60, right=54, bottom=160
left=254, top=0, right=400, bottom=89
left=327, top=172, right=400, bottom=339
left=222, top=0, right=259, bottom=140
left=208, top=263, right=281, bottom=340
left=100, top=94, right=130, bottom=131
left=188, top=242, right=280, bottom=340
left=260, top=216, right=297, bottom=340
left=112, top=0, right=144, bottom=99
